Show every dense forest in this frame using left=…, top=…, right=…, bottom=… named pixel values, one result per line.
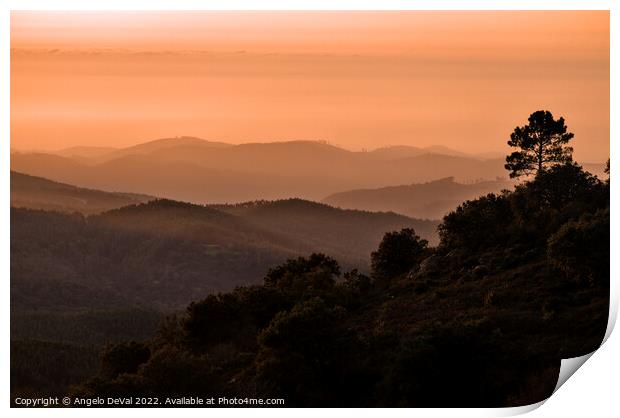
left=10, top=112, right=610, bottom=407
left=60, top=160, right=608, bottom=407
left=11, top=186, right=435, bottom=399
left=11, top=158, right=606, bottom=406
left=12, top=198, right=436, bottom=311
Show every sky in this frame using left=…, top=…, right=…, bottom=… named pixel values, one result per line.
left=10, top=11, right=609, bottom=162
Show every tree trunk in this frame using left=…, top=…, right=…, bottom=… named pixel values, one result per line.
left=538, top=140, right=543, bottom=173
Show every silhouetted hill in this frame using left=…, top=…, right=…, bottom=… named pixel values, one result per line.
left=12, top=198, right=436, bottom=311
left=92, top=136, right=233, bottom=163
left=11, top=139, right=511, bottom=202
left=213, top=198, right=438, bottom=256
left=11, top=171, right=154, bottom=214
left=11, top=152, right=86, bottom=178
left=56, top=146, right=118, bottom=161
left=365, top=145, right=429, bottom=160
left=365, top=145, right=476, bottom=160
left=323, top=177, right=513, bottom=219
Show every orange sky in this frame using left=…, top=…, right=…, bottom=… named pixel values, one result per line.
left=11, top=11, right=609, bottom=161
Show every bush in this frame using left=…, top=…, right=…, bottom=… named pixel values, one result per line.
left=183, top=293, right=242, bottom=351
left=264, top=253, right=340, bottom=298
left=547, top=208, right=609, bottom=286
left=371, top=229, right=429, bottom=281
left=438, top=193, right=513, bottom=250
left=100, top=341, right=150, bottom=379
left=255, top=298, right=353, bottom=406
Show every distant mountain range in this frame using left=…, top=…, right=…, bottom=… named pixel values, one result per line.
left=366, top=144, right=503, bottom=160
left=52, top=138, right=491, bottom=162
left=323, top=177, right=514, bottom=219
left=11, top=137, right=517, bottom=203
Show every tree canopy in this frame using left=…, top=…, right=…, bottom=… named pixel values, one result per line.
left=505, top=110, right=574, bottom=178
left=371, top=228, right=429, bottom=281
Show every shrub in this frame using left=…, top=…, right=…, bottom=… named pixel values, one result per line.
left=263, top=253, right=340, bottom=298
left=438, top=194, right=513, bottom=250
left=371, top=228, right=429, bottom=281
left=100, top=341, right=150, bottom=379
left=547, top=208, right=609, bottom=286
left=255, top=298, right=352, bottom=406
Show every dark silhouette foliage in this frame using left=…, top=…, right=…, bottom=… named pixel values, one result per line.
left=183, top=285, right=290, bottom=351
left=439, top=162, right=607, bottom=252
left=264, top=253, right=340, bottom=298
left=100, top=341, right=151, bottom=379
left=371, top=228, right=429, bottom=280
left=255, top=298, right=348, bottom=406
left=505, top=110, right=574, bottom=178
left=548, top=209, right=609, bottom=286
left=438, top=193, right=513, bottom=250
left=516, top=162, right=604, bottom=211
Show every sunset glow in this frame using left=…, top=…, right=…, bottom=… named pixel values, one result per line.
left=11, top=11, right=609, bottom=161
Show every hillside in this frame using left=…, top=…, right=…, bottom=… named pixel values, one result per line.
left=11, top=198, right=437, bottom=311
left=66, top=162, right=609, bottom=407
left=11, top=139, right=512, bottom=203
left=323, top=177, right=513, bottom=219
left=213, top=198, right=438, bottom=253
left=11, top=171, right=155, bottom=214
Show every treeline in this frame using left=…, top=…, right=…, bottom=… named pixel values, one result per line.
left=69, top=160, right=609, bottom=407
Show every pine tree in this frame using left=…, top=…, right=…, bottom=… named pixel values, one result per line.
left=505, top=110, right=574, bottom=178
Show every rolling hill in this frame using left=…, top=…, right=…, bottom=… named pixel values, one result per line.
left=11, top=171, right=155, bottom=215
left=56, top=146, right=119, bottom=161
left=366, top=144, right=473, bottom=160
left=12, top=194, right=438, bottom=311
left=323, top=177, right=513, bottom=219
left=88, top=136, right=233, bottom=164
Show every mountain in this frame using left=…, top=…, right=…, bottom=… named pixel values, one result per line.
left=11, top=139, right=509, bottom=203
left=365, top=145, right=427, bottom=160
left=56, top=146, right=118, bottom=161
left=12, top=197, right=438, bottom=311
left=421, top=145, right=471, bottom=158
left=365, top=145, right=472, bottom=160
left=323, top=177, right=513, bottom=220
left=89, top=136, right=233, bottom=164
left=11, top=171, right=155, bottom=215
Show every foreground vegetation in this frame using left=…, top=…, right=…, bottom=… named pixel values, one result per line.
left=63, top=161, right=609, bottom=407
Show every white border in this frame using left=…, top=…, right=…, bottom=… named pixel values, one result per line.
left=2, top=1, right=617, bottom=417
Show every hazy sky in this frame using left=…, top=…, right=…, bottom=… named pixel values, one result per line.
left=11, top=11, right=609, bottom=161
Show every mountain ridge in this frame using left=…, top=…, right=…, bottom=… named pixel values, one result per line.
left=11, top=140, right=511, bottom=203
left=323, top=177, right=514, bottom=219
